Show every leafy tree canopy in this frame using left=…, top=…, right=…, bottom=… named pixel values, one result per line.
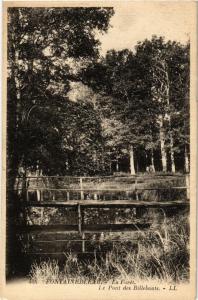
left=7, top=7, right=114, bottom=178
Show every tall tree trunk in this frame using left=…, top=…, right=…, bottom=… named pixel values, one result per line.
left=184, top=144, right=190, bottom=173
left=101, top=155, right=105, bottom=171
left=7, top=76, right=22, bottom=191
left=170, top=133, right=176, bottom=173
left=116, top=159, right=119, bottom=172
left=152, top=57, right=176, bottom=174
left=109, top=161, right=112, bottom=174
left=159, top=115, right=167, bottom=172
left=164, top=62, right=176, bottom=173
left=151, top=149, right=155, bottom=172
left=129, top=145, right=135, bottom=175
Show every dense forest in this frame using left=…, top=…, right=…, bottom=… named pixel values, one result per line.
left=7, top=7, right=190, bottom=180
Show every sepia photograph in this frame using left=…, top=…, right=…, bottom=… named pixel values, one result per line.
left=1, top=1, right=197, bottom=300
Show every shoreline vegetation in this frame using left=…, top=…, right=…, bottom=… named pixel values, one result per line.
left=29, top=214, right=189, bottom=284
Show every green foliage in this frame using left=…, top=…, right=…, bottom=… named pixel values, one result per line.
left=7, top=5, right=189, bottom=177
left=7, top=7, right=114, bottom=178
left=84, top=36, right=190, bottom=172
left=29, top=214, right=189, bottom=284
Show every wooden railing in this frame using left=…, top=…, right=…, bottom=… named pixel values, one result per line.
left=10, top=174, right=190, bottom=256
left=13, top=174, right=190, bottom=201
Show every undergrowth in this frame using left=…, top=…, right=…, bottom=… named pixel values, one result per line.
left=29, top=214, right=189, bottom=284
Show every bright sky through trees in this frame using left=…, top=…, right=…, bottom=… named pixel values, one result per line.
left=98, top=2, right=192, bottom=55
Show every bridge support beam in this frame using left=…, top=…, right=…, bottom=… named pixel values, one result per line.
left=78, top=203, right=82, bottom=234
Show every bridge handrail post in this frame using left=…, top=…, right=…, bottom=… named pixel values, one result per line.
left=135, top=177, right=139, bottom=201
left=80, top=177, right=84, bottom=200
left=186, top=174, right=190, bottom=200
left=78, top=203, right=82, bottom=234
left=24, top=177, right=29, bottom=202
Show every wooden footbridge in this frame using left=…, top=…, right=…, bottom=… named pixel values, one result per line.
left=9, top=174, right=190, bottom=260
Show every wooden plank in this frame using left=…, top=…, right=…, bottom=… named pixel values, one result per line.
left=16, top=174, right=186, bottom=179
left=24, top=187, right=187, bottom=191
left=21, top=202, right=78, bottom=207
left=80, top=177, right=84, bottom=200
left=27, top=251, right=114, bottom=256
left=23, top=200, right=189, bottom=208
left=31, top=241, right=84, bottom=253
left=15, top=225, right=78, bottom=233
left=15, top=223, right=151, bottom=234
left=20, top=232, right=83, bottom=240
left=80, top=200, right=189, bottom=208
left=34, top=238, right=138, bottom=243
left=186, top=174, right=190, bottom=199
left=82, top=232, right=85, bottom=253
left=82, top=223, right=151, bottom=231
left=77, top=204, right=82, bottom=233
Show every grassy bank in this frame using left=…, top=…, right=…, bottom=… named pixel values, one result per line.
left=29, top=214, right=189, bottom=284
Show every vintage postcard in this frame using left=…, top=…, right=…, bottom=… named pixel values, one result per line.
left=1, top=1, right=197, bottom=300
